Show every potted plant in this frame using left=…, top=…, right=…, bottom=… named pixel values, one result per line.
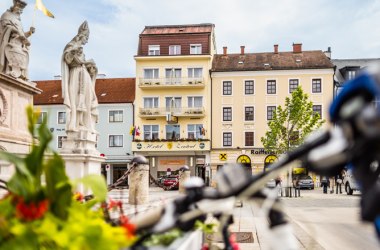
left=0, top=107, right=136, bottom=249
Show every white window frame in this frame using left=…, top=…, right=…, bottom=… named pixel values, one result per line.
left=187, top=124, right=203, bottom=139
left=244, top=106, right=254, bottom=121
left=223, top=132, right=233, bottom=147
left=188, top=67, right=203, bottom=78
left=37, top=111, right=47, bottom=124
left=187, top=96, right=203, bottom=108
left=165, top=124, right=180, bottom=140
left=244, top=80, right=254, bottom=95
left=143, top=125, right=159, bottom=140
left=244, top=131, right=255, bottom=147
left=190, top=44, right=202, bottom=54
left=312, top=78, right=322, bottom=93
left=57, top=111, right=66, bottom=124
left=222, top=81, right=232, bottom=95
left=267, top=80, right=277, bottom=94
left=148, top=45, right=160, bottom=55
left=312, top=104, right=322, bottom=118
left=289, top=79, right=299, bottom=94
left=267, top=105, right=276, bottom=120
left=143, top=97, right=159, bottom=108
left=143, top=68, right=159, bottom=79
left=223, top=107, right=232, bottom=121
left=169, top=45, right=181, bottom=55
left=109, top=135, right=123, bottom=147
left=109, top=110, right=123, bottom=123
left=57, top=136, right=67, bottom=148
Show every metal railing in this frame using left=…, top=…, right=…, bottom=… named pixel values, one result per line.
left=139, top=77, right=204, bottom=87
left=139, top=107, right=205, bottom=117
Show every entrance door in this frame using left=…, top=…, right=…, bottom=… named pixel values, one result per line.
left=113, top=165, right=129, bottom=186
left=236, top=155, right=252, bottom=175
left=196, top=164, right=206, bottom=181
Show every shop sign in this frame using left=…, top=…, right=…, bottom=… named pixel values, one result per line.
left=132, top=141, right=210, bottom=151
left=219, top=153, right=227, bottom=161
left=251, top=148, right=277, bottom=155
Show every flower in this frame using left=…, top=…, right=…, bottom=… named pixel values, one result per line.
left=120, top=215, right=136, bottom=239
left=74, top=192, right=84, bottom=202
left=15, top=197, right=49, bottom=221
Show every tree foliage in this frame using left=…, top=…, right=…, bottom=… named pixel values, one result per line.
left=261, top=87, right=325, bottom=154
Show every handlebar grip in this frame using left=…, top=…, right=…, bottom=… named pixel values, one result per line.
left=129, top=206, right=164, bottom=232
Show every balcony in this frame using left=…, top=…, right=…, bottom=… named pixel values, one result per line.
left=139, top=107, right=205, bottom=118
left=139, top=77, right=205, bottom=89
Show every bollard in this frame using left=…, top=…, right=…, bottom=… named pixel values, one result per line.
left=178, top=165, right=190, bottom=194
left=129, top=155, right=149, bottom=205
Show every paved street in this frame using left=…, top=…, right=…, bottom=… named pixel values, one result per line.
left=109, top=187, right=379, bottom=250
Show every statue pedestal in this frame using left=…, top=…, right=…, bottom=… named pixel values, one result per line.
left=60, top=153, right=105, bottom=194
left=0, top=73, right=41, bottom=181
left=60, top=129, right=104, bottom=194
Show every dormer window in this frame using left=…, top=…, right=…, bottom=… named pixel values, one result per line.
left=169, top=45, right=181, bottom=55
left=190, top=44, right=202, bottom=55
left=148, top=45, right=160, bottom=56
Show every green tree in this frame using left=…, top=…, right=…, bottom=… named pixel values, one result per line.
left=261, top=87, right=325, bottom=153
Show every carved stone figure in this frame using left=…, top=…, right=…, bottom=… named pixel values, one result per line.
left=61, top=21, right=98, bottom=134
left=0, top=0, right=35, bottom=80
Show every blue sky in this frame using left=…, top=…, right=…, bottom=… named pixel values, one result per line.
left=1, top=0, right=380, bottom=80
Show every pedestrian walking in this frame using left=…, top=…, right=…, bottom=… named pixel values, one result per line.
left=321, top=176, right=328, bottom=194
left=335, top=172, right=343, bottom=194
left=329, top=177, right=335, bottom=194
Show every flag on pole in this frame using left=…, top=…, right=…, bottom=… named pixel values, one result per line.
left=129, top=126, right=135, bottom=135
left=35, top=0, right=55, bottom=18
left=135, top=126, right=141, bottom=136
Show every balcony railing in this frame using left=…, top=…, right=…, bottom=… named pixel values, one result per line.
left=139, top=107, right=205, bottom=117
left=139, top=77, right=205, bottom=88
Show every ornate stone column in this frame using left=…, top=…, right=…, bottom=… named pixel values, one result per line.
left=0, top=73, right=41, bottom=181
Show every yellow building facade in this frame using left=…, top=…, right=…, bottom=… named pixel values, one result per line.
left=210, top=45, right=335, bottom=184
left=132, top=24, right=216, bottom=184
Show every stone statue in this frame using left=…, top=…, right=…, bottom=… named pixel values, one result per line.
left=61, top=21, right=98, bottom=134
left=0, top=0, right=35, bottom=80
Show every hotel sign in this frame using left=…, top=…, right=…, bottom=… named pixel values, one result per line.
left=132, top=141, right=210, bottom=152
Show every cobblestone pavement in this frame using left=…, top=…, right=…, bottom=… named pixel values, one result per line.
left=281, top=188, right=379, bottom=250
left=107, top=187, right=379, bottom=249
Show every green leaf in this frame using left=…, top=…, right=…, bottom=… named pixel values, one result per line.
left=73, top=175, right=107, bottom=202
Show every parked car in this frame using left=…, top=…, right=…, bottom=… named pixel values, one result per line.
left=343, top=169, right=360, bottom=195
left=163, top=175, right=179, bottom=190
left=293, top=175, right=314, bottom=189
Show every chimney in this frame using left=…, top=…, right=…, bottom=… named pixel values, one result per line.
left=223, top=46, right=227, bottom=56
left=324, top=47, right=332, bottom=59
left=240, top=46, right=245, bottom=55
left=292, top=43, right=302, bottom=53
left=274, top=44, right=278, bottom=54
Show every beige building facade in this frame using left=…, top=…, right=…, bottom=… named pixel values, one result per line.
left=210, top=44, right=335, bottom=184
left=132, top=24, right=216, bottom=184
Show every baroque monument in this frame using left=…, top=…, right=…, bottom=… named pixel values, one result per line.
left=59, top=21, right=103, bottom=190
left=0, top=0, right=40, bottom=181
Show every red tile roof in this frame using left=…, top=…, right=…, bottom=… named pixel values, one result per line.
left=33, top=78, right=135, bottom=105
left=141, top=23, right=214, bottom=35
left=212, top=51, right=335, bottom=72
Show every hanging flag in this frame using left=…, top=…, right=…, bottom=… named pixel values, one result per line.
left=129, top=126, right=135, bottom=135
left=35, top=0, right=55, bottom=18
left=201, top=127, right=206, bottom=136
left=135, top=126, right=141, bottom=136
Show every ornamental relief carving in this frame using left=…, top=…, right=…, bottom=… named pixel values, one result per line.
left=0, top=89, right=8, bottom=124
left=222, top=124, right=232, bottom=129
